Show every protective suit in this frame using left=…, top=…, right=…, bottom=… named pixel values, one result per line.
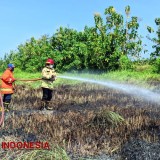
left=40, top=58, right=57, bottom=110
left=0, top=64, right=15, bottom=111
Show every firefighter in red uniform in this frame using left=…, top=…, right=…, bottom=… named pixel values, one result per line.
left=0, top=64, right=16, bottom=111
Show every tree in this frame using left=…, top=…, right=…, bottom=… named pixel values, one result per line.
left=147, top=18, right=160, bottom=58
left=2, top=6, right=142, bottom=72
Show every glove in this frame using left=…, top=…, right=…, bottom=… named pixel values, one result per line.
left=6, top=78, right=16, bottom=83
left=49, top=75, right=54, bottom=81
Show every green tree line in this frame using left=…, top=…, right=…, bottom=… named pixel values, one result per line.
left=0, top=6, right=160, bottom=73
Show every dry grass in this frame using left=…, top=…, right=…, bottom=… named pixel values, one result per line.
left=0, top=84, right=160, bottom=158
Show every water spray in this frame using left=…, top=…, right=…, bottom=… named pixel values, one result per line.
left=1, top=75, right=160, bottom=105
left=58, top=75, right=160, bottom=104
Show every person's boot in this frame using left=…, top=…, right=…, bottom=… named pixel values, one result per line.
left=39, top=100, right=46, bottom=110
left=45, top=101, right=53, bottom=110
left=3, top=102, right=10, bottom=112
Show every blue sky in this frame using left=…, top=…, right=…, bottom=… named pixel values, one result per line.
left=0, top=0, right=159, bottom=58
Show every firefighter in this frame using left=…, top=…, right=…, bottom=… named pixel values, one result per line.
left=40, top=58, right=57, bottom=110
left=0, top=64, right=16, bottom=111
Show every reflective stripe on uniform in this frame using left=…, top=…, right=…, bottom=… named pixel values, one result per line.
left=0, top=88, right=13, bottom=91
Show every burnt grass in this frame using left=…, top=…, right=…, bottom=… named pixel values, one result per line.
left=0, top=83, right=160, bottom=159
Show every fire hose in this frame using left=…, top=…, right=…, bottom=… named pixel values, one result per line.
left=15, top=78, right=42, bottom=81
left=0, top=92, right=4, bottom=127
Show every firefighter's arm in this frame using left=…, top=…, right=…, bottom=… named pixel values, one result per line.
left=2, top=71, right=16, bottom=83
left=51, top=71, right=57, bottom=81
left=48, top=69, right=57, bottom=81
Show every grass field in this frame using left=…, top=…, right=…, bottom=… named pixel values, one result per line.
left=0, top=69, right=160, bottom=159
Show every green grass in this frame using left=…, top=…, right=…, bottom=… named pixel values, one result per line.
left=1, top=145, right=70, bottom=160
left=1, top=68, right=160, bottom=88
left=95, top=110, right=125, bottom=127
left=57, top=70, right=160, bottom=87
left=14, top=69, right=42, bottom=88
left=102, top=70, right=160, bottom=84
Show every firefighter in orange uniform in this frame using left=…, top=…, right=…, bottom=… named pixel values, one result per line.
left=0, top=64, right=16, bottom=111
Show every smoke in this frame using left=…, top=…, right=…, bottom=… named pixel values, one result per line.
left=58, top=75, right=160, bottom=104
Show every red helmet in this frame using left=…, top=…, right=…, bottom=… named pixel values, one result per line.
left=46, top=58, right=54, bottom=65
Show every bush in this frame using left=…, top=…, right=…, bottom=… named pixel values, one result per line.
left=119, top=55, right=133, bottom=70
left=152, top=58, right=160, bottom=73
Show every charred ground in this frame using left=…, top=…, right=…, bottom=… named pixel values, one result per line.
left=0, top=83, right=160, bottom=159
